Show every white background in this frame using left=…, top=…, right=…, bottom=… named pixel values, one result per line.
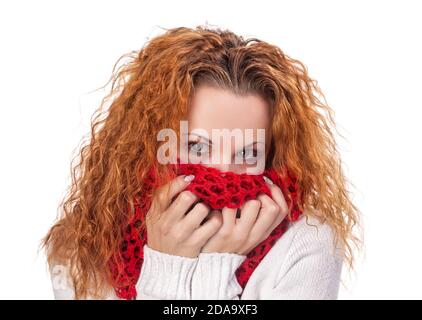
left=0, top=0, right=421, bottom=299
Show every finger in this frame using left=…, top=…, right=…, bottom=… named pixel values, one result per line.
left=263, top=176, right=289, bottom=214
left=250, top=194, right=280, bottom=237
left=190, top=210, right=222, bottom=245
left=263, top=182, right=289, bottom=232
left=182, top=202, right=211, bottom=230
left=255, top=209, right=286, bottom=246
left=266, top=206, right=286, bottom=235
left=235, top=199, right=260, bottom=231
left=165, top=190, right=199, bottom=223
left=221, top=207, right=237, bottom=230
left=155, top=174, right=195, bottom=208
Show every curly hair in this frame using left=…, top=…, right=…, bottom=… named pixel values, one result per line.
left=41, top=25, right=362, bottom=299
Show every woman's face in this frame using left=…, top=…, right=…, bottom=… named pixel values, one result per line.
left=181, top=85, right=271, bottom=174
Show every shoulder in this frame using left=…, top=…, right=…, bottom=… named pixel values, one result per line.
left=249, top=211, right=344, bottom=280
left=272, top=212, right=345, bottom=272
left=272, top=212, right=345, bottom=291
left=244, top=214, right=343, bottom=300
left=284, top=212, right=342, bottom=254
left=244, top=212, right=345, bottom=299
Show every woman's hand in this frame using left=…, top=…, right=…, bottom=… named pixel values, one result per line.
left=146, top=175, right=223, bottom=258
left=201, top=177, right=289, bottom=255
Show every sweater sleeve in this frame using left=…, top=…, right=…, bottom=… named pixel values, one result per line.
left=136, top=245, right=248, bottom=300
left=135, top=244, right=198, bottom=299
left=191, top=251, right=247, bottom=300
left=269, top=217, right=344, bottom=300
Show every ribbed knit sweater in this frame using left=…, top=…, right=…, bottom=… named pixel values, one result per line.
left=50, top=214, right=344, bottom=300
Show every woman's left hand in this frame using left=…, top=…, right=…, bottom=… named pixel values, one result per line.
left=201, top=177, right=289, bottom=255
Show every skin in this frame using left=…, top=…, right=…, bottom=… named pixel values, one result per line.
left=146, top=85, right=289, bottom=258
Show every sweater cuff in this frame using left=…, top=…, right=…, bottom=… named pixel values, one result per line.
left=135, top=244, right=198, bottom=300
left=191, top=252, right=247, bottom=300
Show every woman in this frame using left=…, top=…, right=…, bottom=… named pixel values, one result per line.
left=42, top=25, right=361, bottom=300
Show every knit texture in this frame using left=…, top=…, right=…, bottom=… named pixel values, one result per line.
left=109, top=163, right=303, bottom=300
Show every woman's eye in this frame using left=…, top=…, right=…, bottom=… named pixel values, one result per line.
left=238, top=148, right=256, bottom=159
left=188, top=142, right=209, bottom=155
left=236, top=148, right=258, bottom=162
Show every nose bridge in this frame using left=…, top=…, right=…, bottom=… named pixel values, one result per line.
left=208, top=150, right=231, bottom=172
left=214, top=133, right=235, bottom=172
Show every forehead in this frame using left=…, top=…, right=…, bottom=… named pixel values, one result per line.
left=187, top=85, right=271, bottom=134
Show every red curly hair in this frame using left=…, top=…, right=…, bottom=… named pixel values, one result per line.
left=41, top=25, right=362, bottom=299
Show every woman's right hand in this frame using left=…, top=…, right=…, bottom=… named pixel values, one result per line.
left=145, top=174, right=223, bottom=258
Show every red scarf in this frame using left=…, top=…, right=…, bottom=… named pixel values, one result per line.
left=109, top=163, right=303, bottom=300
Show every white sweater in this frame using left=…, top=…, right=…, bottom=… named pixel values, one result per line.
left=50, top=214, right=344, bottom=300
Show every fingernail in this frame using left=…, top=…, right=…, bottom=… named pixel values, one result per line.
left=184, top=174, right=195, bottom=182
left=263, top=176, right=274, bottom=185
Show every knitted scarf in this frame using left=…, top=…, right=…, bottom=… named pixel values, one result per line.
left=109, top=162, right=303, bottom=300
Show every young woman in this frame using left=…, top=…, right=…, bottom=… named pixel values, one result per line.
left=42, top=26, right=361, bottom=300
